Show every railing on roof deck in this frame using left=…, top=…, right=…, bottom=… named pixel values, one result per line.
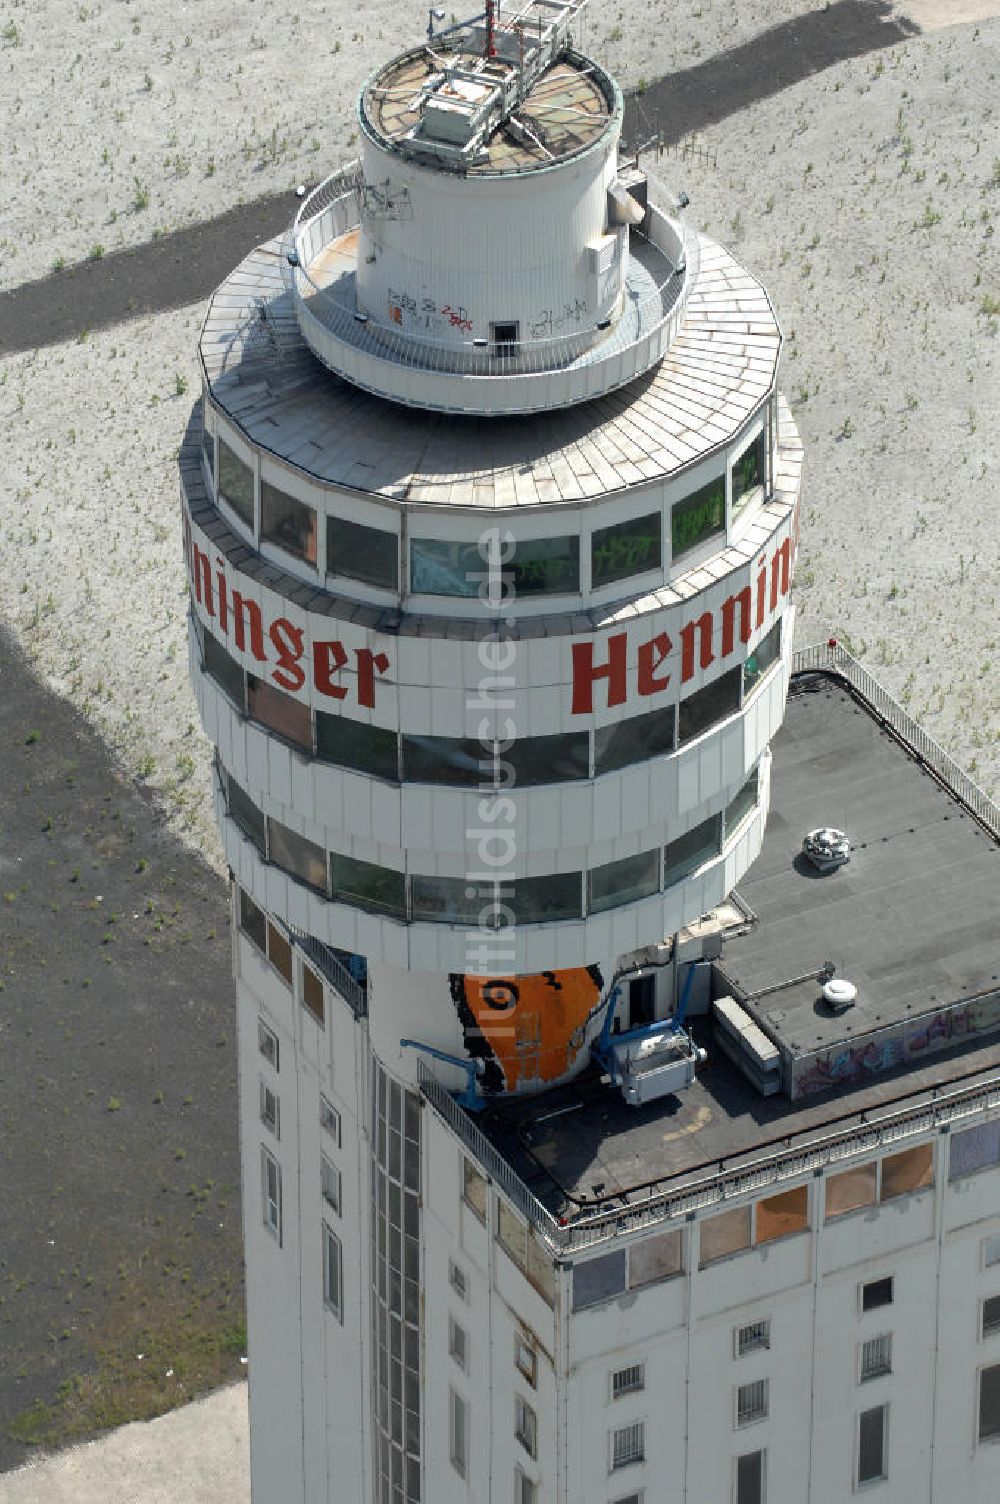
left=792, top=642, right=1000, bottom=840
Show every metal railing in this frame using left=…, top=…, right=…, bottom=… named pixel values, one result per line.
left=283, top=167, right=698, bottom=385
left=791, top=642, right=999, bottom=838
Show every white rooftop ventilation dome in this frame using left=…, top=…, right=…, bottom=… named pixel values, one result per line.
left=286, top=1, right=695, bottom=414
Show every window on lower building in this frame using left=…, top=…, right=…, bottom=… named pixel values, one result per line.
left=449, top=1389, right=468, bottom=1478
left=588, top=850, right=661, bottom=916
left=861, top=1277, right=894, bottom=1313
left=611, top=1420, right=644, bottom=1471
left=260, top=479, right=317, bottom=564
left=678, top=666, right=742, bottom=746
left=329, top=852, right=406, bottom=919
left=204, top=631, right=246, bottom=710
left=825, top=1163, right=877, bottom=1220
left=860, top=1334, right=892, bottom=1381
left=323, top=1223, right=342, bottom=1320
left=880, top=1143, right=934, bottom=1201
left=591, top=511, right=662, bottom=590
left=515, top=1335, right=538, bottom=1388
left=259, top=1079, right=279, bottom=1138
left=526, top=1232, right=556, bottom=1308
left=979, top=1363, right=1000, bottom=1442
left=449, top=1260, right=468, bottom=1303
left=321, top=1154, right=341, bottom=1214
left=628, top=1229, right=683, bottom=1289
left=754, top=1184, right=809, bottom=1245
left=267, top=819, right=328, bottom=895
left=514, top=1467, right=538, bottom=1504
left=261, top=1146, right=281, bottom=1242
left=612, top=1364, right=646, bottom=1400
left=266, top=921, right=293, bottom=987
left=218, top=440, right=255, bottom=529
left=327, top=514, right=399, bottom=592
left=572, top=1249, right=627, bottom=1311
left=257, top=1018, right=279, bottom=1071
left=985, top=1234, right=1000, bottom=1270
left=950, top=1121, right=1000, bottom=1181
left=301, top=964, right=325, bottom=1026
left=240, top=889, right=267, bottom=954
left=671, top=473, right=725, bottom=560
left=736, top=1379, right=768, bottom=1428
left=736, top=1320, right=771, bottom=1358
left=320, top=1094, right=340, bottom=1145
left=857, top=1404, right=888, bottom=1483
left=462, top=1159, right=488, bottom=1223
left=594, top=704, right=675, bottom=776
left=700, top=1205, right=752, bottom=1267
left=983, top=1297, right=1000, bottom=1338
left=735, top=1448, right=765, bottom=1504
left=449, top=1316, right=467, bottom=1371
left=247, top=675, right=312, bottom=750
left=515, top=1396, right=538, bottom=1459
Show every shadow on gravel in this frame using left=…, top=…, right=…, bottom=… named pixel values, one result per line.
left=0, top=628, right=244, bottom=1472
left=622, top=0, right=919, bottom=148
left=0, top=1, right=918, bottom=358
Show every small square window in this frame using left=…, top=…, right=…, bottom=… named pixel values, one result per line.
left=736, top=1320, right=771, bottom=1358
left=321, top=1154, right=341, bottom=1215
left=515, top=1396, right=538, bottom=1459
left=610, top=1420, right=644, bottom=1471
left=983, top=1296, right=1000, bottom=1338
left=449, top=1260, right=468, bottom=1302
left=323, top=1223, right=342, bottom=1320
left=259, top=1079, right=279, bottom=1138
left=612, top=1363, right=645, bottom=1400
left=261, top=1145, right=281, bottom=1243
left=515, top=1335, right=538, bottom=1388
left=490, top=320, right=519, bottom=356
left=860, top=1334, right=892, bottom=1381
left=302, top=964, right=325, bottom=1026
left=736, top=1379, right=768, bottom=1428
left=320, top=1095, right=341, bottom=1145
left=449, top=1315, right=468, bottom=1371
left=258, top=1019, right=279, bottom=1072
left=861, top=1276, right=894, bottom=1313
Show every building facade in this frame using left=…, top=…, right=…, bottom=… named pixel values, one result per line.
left=181, top=6, right=1000, bottom=1502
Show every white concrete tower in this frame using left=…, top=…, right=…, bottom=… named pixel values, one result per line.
left=182, top=6, right=802, bottom=1501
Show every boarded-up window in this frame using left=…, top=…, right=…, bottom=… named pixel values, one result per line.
left=950, top=1122, right=1000, bottom=1181
left=248, top=676, right=312, bottom=750
left=880, top=1143, right=934, bottom=1201
left=700, top=1205, right=751, bottom=1266
left=463, top=1159, right=488, bottom=1223
left=266, top=922, right=293, bottom=986
left=526, top=1233, right=555, bottom=1307
left=496, top=1200, right=528, bottom=1269
left=825, top=1163, right=877, bottom=1219
left=629, top=1228, right=683, bottom=1289
left=301, top=965, right=324, bottom=1026
left=755, top=1185, right=809, bottom=1245
left=239, top=888, right=267, bottom=954
left=572, top=1250, right=627, bottom=1311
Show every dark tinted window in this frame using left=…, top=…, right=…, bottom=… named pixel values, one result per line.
left=202, top=422, right=214, bottom=482
left=571, top=1250, right=627, bottom=1311
left=410, top=875, right=482, bottom=926
left=505, top=732, right=589, bottom=786
left=267, top=820, right=328, bottom=894
left=403, top=735, right=489, bottom=787
left=327, top=516, right=399, bottom=591
left=203, top=631, right=246, bottom=710
left=862, top=1276, right=894, bottom=1312
left=410, top=535, right=579, bottom=598
left=330, top=853, right=406, bottom=919
left=671, top=474, right=725, bottom=560
left=595, top=706, right=675, bottom=775
left=743, top=620, right=781, bottom=696
left=261, top=481, right=317, bottom=564
left=858, top=1406, right=886, bottom=1484
left=239, top=888, right=267, bottom=952
left=217, top=440, right=254, bottom=528
left=725, top=769, right=758, bottom=837
left=591, top=512, right=661, bottom=589
left=316, top=714, right=398, bottom=781
left=664, top=813, right=722, bottom=886
left=736, top=1450, right=764, bottom=1504
left=980, top=1364, right=1000, bottom=1442
left=678, top=666, right=741, bottom=745
left=249, top=676, right=312, bottom=750
left=983, top=1297, right=1000, bottom=1337
left=732, top=429, right=767, bottom=521
left=227, top=776, right=266, bottom=854
left=511, top=872, right=582, bottom=924
left=587, top=850, right=660, bottom=914
left=511, top=535, right=579, bottom=597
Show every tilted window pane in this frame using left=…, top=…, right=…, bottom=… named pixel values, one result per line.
left=880, top=1143, right=934, bottom=1201
left=825, top=1163, right=877, bottom=1219
left=594, top=705, right=675, bottom=775
left=699, top=1205, right=751, bottom=1266
left=317, top=713, right=399, bottom=781
left=239, top=888, right=267, bottom=953
left=267, top=921, right=293, bottom=986
left=572, top=1250, right=627, bottom=1311
left=227, top=775, right=266, bottom=854
left=588, top=850, right=660, bottom=915
left=204, top=631, right=245, bottom=710
left=678, top=666, right=742, bottom=745
left=664, top=813, right=722, bottom=887
left=725, top=769, right=759, bottom=839
left=201, top=421, right=214, bottom=482
left=261, top=480, right=317, bottom=564
left=743, top=620, right=782, bottom=696
left=628, top=1227, right=683, bottom=1288
left=218, top=440, right=254, bottom=528
left=248, top=675, right=312, bottom=750
left=671, top=474, right=725, bottom=559
left=591, top=512, right=662, bottom=588
left=327, top=515, right=399, bottom=591
left=411, top=534, right=579, bottom=598
left=330, top=853, right=406, bottom=919
left=267, top=819, right=328, bottom=894
left=755, top=1185, right=809, bottom=1245
left=302, top=966, right=325, bottom=1025
left=496, top=1200, right=528, bottom=1269
left=505, top=732, right=590, bottom=786
left=511, top=872, right=582, bottom=924
left=403, top=734, right=490, bottom=788
left=981, top=1365, right=1000, bottom=1441
left=950, top=1121, right=1000, bottom=1181
left=526, top=1232, right=555, bottom=1306
left=732, top=429, right=767, bottom=521
left=410, top=875, right=482, bottom=926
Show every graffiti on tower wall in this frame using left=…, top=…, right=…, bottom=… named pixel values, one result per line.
left=448, top=965, right=605, bottom=1093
